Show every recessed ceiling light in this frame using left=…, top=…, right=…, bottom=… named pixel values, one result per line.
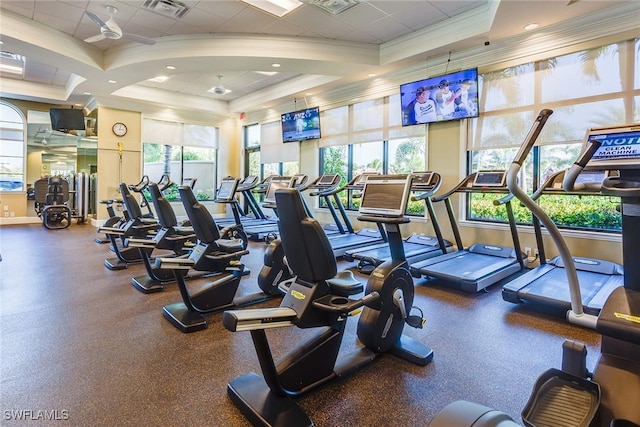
left=255, top=71, right=278, bottom=76
left=148, top=75, right=170, bottom=83
left=166, top=65, right=176, bottom=70
left=241, top=0, right=302, bottom=17
left=367, top=73, right=376, bottom=77
left=0, top=52, right=25, bottom=75
left=524, top=23, right=539, bottom=31
left=108, top=80, right=117, bottom=83
left=271, top=63, right=281, bottom=68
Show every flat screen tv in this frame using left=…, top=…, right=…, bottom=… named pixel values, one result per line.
left=400, top=67, right=479, bottom=126
left=281, top=106, right=321, bottom=142
left=49, top=108, right=86, bottom=132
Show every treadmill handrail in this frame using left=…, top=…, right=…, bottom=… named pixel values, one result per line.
left=506, top=109, right=597, bottom=328
left=431, top=169, right=510, bottom=203
left=410, top=172, right=442, bottom=201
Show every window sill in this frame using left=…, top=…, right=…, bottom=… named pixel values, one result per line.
left=459, top=219, right=621, bottom=243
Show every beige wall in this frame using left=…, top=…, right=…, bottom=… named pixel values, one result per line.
left=95, top=107, right=142, bottom=221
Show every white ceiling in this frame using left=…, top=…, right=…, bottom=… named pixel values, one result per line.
left=0, top=0, right=635, bottom=120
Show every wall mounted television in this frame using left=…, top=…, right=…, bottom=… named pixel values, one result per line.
left=49, top=108, right=86, bottom=132
left=281, top=106, right=321, bottom=142
left=400, top=67, right=479, bottom=126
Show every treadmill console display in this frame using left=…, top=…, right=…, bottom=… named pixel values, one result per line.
left=575, top=170, right=608, bottom=185
left=359, top=175, right=411, bottom=217
left=318, top=174, right=338, bottom=185
left=264, top=177, right=294, bottom=204
left=410, top=172, right=434, bottom=189
left=473, top=171, right=506, bottom=187
left=216, top=179, right=239, bottom=201
left=585, top=125, right=640, bottom=169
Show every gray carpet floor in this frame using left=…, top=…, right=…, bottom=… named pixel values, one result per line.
left=0, top=223, right=600, bottom=426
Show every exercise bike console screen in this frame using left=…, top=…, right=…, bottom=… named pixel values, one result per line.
left=359, top=175, right=410, bottom=217
left=473, top=171, right=506, bottom=187
left=584, top=124, right=640, bottom=169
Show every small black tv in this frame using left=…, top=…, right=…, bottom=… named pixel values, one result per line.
left=400, top=67, right=479, bottom=126
left=281, top=106, right=321, bottom=142
left=50, top=108, right=86, bottom=132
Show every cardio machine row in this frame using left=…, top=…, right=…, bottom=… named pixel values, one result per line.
left=92, top=115, right=640, bottom=426
left=94, top=169, right=435, bottom=426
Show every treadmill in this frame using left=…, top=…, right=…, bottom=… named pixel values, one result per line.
left=298, top=173, right=345, bottom=236
left=214, top=175, right=270, bottom=229
left=324, top=173, right=389, bottom=257
left=344, top=171, right=453, bottom=273
left=243, top=175, right=297, bottom=241
left=409, top=170, right=527, bottom=293
left=502, top=134, right=625, bottom=316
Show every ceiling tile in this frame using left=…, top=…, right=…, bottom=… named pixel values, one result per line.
left=262, top=19, right=306, bottom=37
left=388, top=2, right=448, bottom=30
left=430, top=0, right=484, bottom=17
left=34, top=0, right=85, bottom=22
left=163, top=20, right=210, bottom=36
left=191, top=0, right=247, bottom=20
left=173, top=8, right=227, bottom=33
left=338, top=28, right=383, bottom=44
left=32, top=12, right=82, bottom=34
left=368, top=15, right=413, bottom=42
left=1, top=1, right=35, bottom=17
left=334, top=2, right=389, bottom=28
left=214, top=6, right=279, bottom=34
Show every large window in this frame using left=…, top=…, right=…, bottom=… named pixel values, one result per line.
left=142, top=119, right=217, bottom=201
left=0, top=102, right=25, bottom=191
left=467, top=38, right=640, bottom=232
left=243, top=123, right=299, bottom=181
left=319, top=95, right=427, bottom=215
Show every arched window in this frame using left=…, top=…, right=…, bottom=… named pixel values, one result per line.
left=0, top=102, right=26, bottom=191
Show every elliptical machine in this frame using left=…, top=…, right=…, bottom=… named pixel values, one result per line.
left=222, top=174, right=433, bottom=426
left=429, top=117, right=640, bottom=427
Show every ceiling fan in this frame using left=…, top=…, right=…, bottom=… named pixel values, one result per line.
left=84, top=5, right=156, bottom=45
left=211, top=75, right=228, bottom=95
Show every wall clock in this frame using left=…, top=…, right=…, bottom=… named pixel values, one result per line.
left=112, top=122, right=127, bottom=137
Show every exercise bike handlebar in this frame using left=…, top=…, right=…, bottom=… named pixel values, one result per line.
left=223, top=291, right=380, bottom=332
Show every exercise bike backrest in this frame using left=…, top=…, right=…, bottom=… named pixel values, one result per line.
left=179, top=186, right=222, bottom=244
left=148, top=182, right=179, bottom=229
left=119, top=183, right=146, bottom=221
left=275, top=188, right=337, bottom=284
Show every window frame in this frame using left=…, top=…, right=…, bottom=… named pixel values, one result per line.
left=0, top=101, right=26, bottom=192
left=465, top=38, right=640, bottom=233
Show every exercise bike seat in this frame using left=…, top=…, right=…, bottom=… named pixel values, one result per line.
left=327, top=270, right=363, bottom=296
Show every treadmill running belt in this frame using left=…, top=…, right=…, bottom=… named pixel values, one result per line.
left=519, top=268, right=624, bottom=312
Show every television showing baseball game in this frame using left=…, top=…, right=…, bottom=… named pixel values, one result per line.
left=400, top=68, right=479, bottom=126
left=281, top=106, right=321, bottom=142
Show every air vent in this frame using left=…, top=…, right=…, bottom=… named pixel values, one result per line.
left=305, top=0, right=359, bottom=15
left=142, top=0, right=189, bottom=19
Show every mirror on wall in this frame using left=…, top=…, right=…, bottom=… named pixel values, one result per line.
left=26, top=110, right=98, bottom=217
